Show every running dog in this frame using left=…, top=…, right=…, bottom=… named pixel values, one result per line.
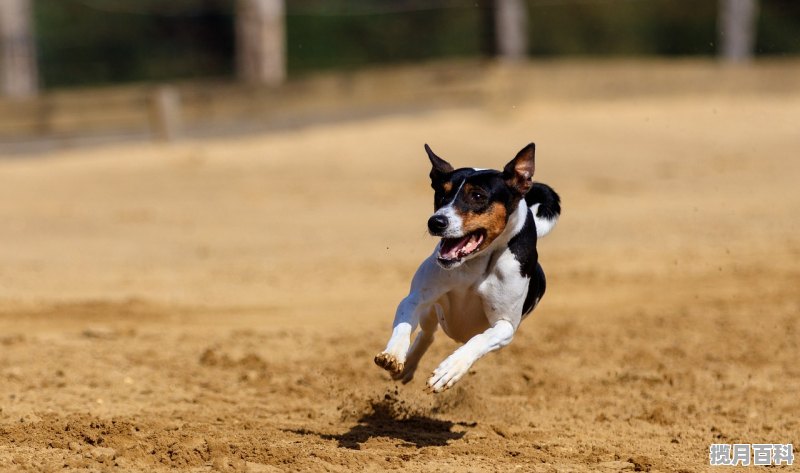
left=374, top=143, right=561, bottom=392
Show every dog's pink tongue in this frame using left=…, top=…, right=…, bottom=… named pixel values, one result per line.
left=440, top=236, right=468, bottom=260
left=461, top=234, right=481, bottom=255
left=440, top=233, right=483, bottom=260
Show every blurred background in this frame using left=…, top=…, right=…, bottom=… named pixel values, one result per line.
left=1, top=0, right=798, bottom=152
left=1, top=3, right=799, bottom=471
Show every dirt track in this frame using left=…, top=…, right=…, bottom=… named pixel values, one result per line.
left=1, top=65, right=799, bottom=472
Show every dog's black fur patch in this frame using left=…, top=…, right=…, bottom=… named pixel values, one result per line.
left=507, top=210, right=546, bottom=316
left=508, top=209, right=538, bottom=278
left=432, top=169, right=515, bottom=219
left=525, top=263, right=547, bottom=316
left=525, top=183, right=561, bottom=221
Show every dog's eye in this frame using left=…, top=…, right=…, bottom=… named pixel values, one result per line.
left=470, top=190, right=487, bottom=202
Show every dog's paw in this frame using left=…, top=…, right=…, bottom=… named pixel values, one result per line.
left=374, top=352, right=404, bottom=376
left=426, top=353, right=474, bottom=393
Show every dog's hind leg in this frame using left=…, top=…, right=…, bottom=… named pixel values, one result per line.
left=393, top=305, right=439, bottom=384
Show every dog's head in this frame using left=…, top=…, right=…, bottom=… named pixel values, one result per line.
left=425, top=143, right=536, bottom=269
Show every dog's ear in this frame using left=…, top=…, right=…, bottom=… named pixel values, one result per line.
left=425, top=144, right=453, bottom=181
left=503, top=143, right=536, bottom=195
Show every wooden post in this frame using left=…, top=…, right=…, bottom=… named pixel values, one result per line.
left=0, top=0, right=38, bottom=98
left=718, top=0, right=759, bottom=63
left=236, top=0, right=286, bottom=86
left=150, top=86, right=182, bottom=142
left=494, top=0, right=528, bottom=61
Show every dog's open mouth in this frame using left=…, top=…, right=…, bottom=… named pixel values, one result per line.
left=438, top=230, right=485, bottom=263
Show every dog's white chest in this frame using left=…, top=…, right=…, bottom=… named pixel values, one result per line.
left=435, top=286, right=491, bottom=344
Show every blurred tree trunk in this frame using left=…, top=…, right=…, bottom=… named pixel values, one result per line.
left=236, top=0, right=285, bottom=85
left=495, top=0, right=528, bottom=61
left=718, top=0, right=759, bottom=62
left=0, top=0, right=37, bottom=98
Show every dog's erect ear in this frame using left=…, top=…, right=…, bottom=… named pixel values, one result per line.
left=503, top=143, right=536, bottom=195
left=425, top=144, right=453, bottom=180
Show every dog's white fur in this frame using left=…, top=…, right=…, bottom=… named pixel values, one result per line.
left=431, top=178, right=466, bottom=240
left=530, top=203, right=557, bottom=238
left=378, top=199, right=540, bottom=392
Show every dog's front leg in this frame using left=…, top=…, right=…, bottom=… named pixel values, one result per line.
left=427, top=320, right=514, bottom=393
left=392, top=306, right=439, bottom=383
left=376, top=256, right=447, bottom=378
left=374, top=296, right=428, bottom=377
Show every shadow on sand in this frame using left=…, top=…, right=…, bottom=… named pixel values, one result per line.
left=288, top=396, right=474, bottom=449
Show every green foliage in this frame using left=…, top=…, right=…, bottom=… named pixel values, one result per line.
left=527, top=0, right=718, bottom=56
left=285, top=7, right=482, bottom=74
left=757, top=0, right=800, bottom=54
left=34, top=0, right=235, bottom=88
left=31, top=0, right=800, bottom=89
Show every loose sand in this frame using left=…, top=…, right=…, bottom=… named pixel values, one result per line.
left=0, top=66, right=798, bottom=471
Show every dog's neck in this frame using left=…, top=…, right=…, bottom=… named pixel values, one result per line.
left=493, top=199, right=528, bottom=249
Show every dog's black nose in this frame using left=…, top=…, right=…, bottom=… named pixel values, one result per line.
left=428, top=215, right=449, bottom=234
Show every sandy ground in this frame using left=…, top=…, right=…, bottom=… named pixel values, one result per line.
left=0, top=67, right=799, bottom=472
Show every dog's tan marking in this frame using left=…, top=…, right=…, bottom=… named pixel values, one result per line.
left=459, top=201, right=508, bottom=250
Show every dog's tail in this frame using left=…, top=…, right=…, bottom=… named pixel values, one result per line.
left=525, top=183, right=561, bottom=238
